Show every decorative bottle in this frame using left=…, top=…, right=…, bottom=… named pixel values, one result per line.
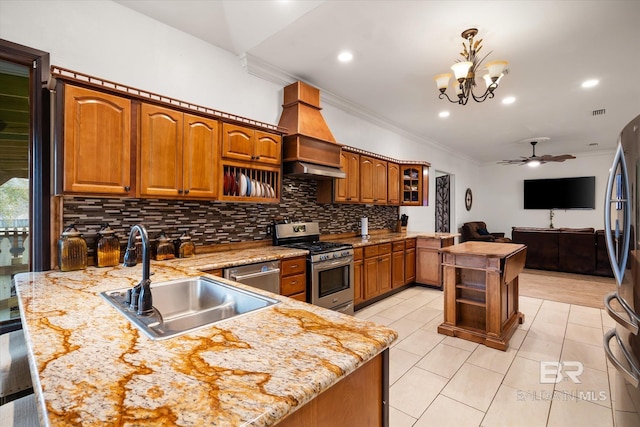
left=58, top=225, right=88, bottom=271
left=95, top=224, right=120, bottom=267
left=175, top=231, right=196, bottom=258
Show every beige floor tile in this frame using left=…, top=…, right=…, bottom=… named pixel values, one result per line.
left=389, top=317, right=427, bottom=341
left=509, top=328, right=528, bottom=350
left=364, top=314, right=395, bottom=326
left=532, top=308, right=569, bottom=326
left=443, top=335, right=480, bottom=352
left=404, top=306, right=442, bottom=324
left=389, top=406, right=416, bottom=427
left=414, top=394, right=485, bottom=427
left=561, top=339, right=607, bottom=372
left=614, top=409, right=640, bottom=427
left=518, top=335, right=563, bottom=363
left=424, top=293, right=444, bottom=310
left=441, top=363, right=504, bottom=411
left=568, top=305, right=603, bottom=328
left=421, top=315, right=444, bottom=334
left=481, top=384, right=552, bottom=427
left=540, top=300, right=571, bottom=313
left=601, top=309, right=616, bottom=329
left=520, top=295, right=544, bottom=307
left=416, top=343, right=471, bottom=378
left=503, top=356, right=555, bottom=394
left=390, top=366, right=449, bottom=418
left=378, top=303, right=420, bottom=321
left=528, top=320, right=566, bottom=344
left=389, top=347, right=422, bottom=385
left=564, top=323, right=603, bottom=347
left=395, top=328, right=445, bottom=357
left=555, top=364, right=611, bottom=408
left=467, top=345, right=518, bottom=375
left=547, top=393, right=613, bottom=427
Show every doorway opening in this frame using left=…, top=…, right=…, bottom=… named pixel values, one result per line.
left=435, top=171, right=453, bottom=233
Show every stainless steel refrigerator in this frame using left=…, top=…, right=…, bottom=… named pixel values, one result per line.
left=604, top=113, right=640, bottom=426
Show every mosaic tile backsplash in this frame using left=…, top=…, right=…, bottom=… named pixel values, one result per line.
left=63, top=177, right=399, bottom=257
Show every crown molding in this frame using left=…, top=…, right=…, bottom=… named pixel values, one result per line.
left=241, top=53, right=476, bottom=164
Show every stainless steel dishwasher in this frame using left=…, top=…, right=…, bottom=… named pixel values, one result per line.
left=223, top=260, right=281, bottom=294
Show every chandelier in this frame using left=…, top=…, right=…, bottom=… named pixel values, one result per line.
left=434, top=28, right=508, bottom=105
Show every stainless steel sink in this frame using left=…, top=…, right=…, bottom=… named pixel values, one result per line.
left=101, top=276, right=279, bottom=340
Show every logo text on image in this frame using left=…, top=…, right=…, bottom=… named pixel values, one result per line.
left=539, top=361, right=584, bottom=384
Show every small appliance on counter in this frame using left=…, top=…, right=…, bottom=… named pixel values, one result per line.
left=174, top=231, right=196, bottom=258
left=94, top=224, right=120, bottom=267
left=152, top=231, right=175, bottom=261
left=273, top=220, right=354, bottom=315
left=361, top=217, right=369, bottom=240
left=58, top=225, right=88, bottom=272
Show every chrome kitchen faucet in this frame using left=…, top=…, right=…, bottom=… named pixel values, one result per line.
left=123, top=224, right=153, bottom=316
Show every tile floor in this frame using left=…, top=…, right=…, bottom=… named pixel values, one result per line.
left=354, top=286, right=616, bottom=427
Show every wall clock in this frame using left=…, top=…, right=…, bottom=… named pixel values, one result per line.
left=465, top=188, right=473, bottom=211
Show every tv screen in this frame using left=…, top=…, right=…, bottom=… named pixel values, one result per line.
left=524, top=176, right=596, bottom=210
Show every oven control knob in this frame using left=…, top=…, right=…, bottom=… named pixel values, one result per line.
left=320, top=254, right=329, bottom=261
left=342, top=251, right=350, bottom=257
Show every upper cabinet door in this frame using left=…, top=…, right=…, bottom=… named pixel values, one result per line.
left=360, top=156, right=375, bottom=204
left=387, top=163, right=400, bottom=205
left=221, top=123, right=254, bottom=162
left=373, top=159, right=388, bottom=204
left=183, top=114, right=218, bottom=198
left=139, top=104, right=183, bottom=197
left=254, top=130, right=281, bottom=165
left=63, top=85, right=132, bottom=195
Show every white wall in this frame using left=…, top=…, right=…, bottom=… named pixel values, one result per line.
left=1, top=0, right=611, bottom=237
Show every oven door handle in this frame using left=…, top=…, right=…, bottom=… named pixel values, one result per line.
left=313, top=257, right=353, bottom=269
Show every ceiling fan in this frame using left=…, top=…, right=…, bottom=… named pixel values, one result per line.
left=498, top=138, right=576, bottom=166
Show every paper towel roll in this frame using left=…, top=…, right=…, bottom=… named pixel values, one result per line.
left=361, top=217, right=368, bottom=238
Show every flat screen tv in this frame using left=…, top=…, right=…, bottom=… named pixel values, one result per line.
left=524, top=176, right=596, bottom=210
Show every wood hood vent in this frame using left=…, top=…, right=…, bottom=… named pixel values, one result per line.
left=278, top=81, right=346, bottom=179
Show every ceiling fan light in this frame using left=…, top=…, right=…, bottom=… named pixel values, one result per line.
left=527, top=159, right=541, bottom=167
left=434, top=73, right=452, bottom=91
left=486, top=60, right=508, bottom=79
left=451, top=61, right=473, bottom=81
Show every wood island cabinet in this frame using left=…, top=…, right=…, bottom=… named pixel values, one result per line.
left=221, top=123, right=281, bottom=166
left=61, top=85, right=133, bottom=196
left=139, top=104, right=218, bottom=199
left=404, top=238, right=416, bottom=284
left=391, top=241, right=405, bottom=288
left=387, top=163, right=400, bottom=206
left=363, top=243, right=392, bottom=300
left=437, top=242, right=527, bottom=351
left=280, top=256, right=307, bottom=302
left=416, top=236, right=455, bottom=289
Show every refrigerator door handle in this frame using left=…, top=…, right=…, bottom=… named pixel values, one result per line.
left=604, top=142, right=632, bottom=285
left=604, top=292, right=639, bottom=335
left=604, top=328, right=640, bottom=388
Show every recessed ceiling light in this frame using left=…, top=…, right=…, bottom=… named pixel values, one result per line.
left=439, top=111, right=450, bottom=118
left=502, top=96, right=516, bottom=105
left=582, top=79, right=599, bottom=88
left=337, top=51, right=353, bottom=63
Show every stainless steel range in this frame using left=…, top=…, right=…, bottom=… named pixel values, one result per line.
left=273, top=221, right=354, bottom=314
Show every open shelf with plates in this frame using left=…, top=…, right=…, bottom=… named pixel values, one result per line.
left=220, top=163, right=279, bottom=203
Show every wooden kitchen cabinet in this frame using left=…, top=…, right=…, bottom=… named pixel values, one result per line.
left=281, top=256, right=307, bottom=301
left=363, top=243, right=392, bottom=300
left=353, top=247, right=364, bottom=305
left=360, top=156, right=387, bottom=205
left=438, top=242, right=526, bottom=350
left=391, top=241, right=405, bottom=288
left=221, top=123, right=281, bottom=166
left=139, top=104, right=218, bottom=199
left=405, top=238, right=416, bottom=284
left=61, top=85, right=133, bottom=195
left=416, top=236, right=455, bottom=289
left=387, top=163, right=400, bottom=205
left=401, top=165, right=422, bottom=205
left=317, top=150, right=360, bottom=204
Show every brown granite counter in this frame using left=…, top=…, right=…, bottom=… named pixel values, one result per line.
left=15, top=257, right=396, bottom=426
left=329, top=231, right=460, bottom=247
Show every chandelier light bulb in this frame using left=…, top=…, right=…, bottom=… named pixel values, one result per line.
left=434, top=73, right=452, bottom=91
left=451, top=61, right=473, bottom=81
left=486, top=60, right=508, bottom=79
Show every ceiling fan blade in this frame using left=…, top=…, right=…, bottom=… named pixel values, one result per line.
left=497, top=159, right=527, bottom=165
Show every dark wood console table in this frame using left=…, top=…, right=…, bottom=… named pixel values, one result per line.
left=437, top=242, right=527, bottom=351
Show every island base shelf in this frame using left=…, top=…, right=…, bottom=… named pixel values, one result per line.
left=438, top=311, right=524, bottom=351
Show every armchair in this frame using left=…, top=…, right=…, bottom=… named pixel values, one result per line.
left=461, top=221, right=511, bottom=243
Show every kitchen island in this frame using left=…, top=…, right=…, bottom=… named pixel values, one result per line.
left=14, top=247, right=397, bottom=426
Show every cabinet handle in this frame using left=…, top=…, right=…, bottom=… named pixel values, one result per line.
left=124, top=186, right=130, bottom=192
left=184, top=189, right=190, bottom=195
left=290, top=265, right=298, bottom=268
left=178, top=189, right=183, bottom=194
left=290, top=281, right=298, bottom=285
left=256, top=155, right=260, bottom=160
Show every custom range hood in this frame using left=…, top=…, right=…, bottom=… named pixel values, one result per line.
left=278, top=81, right=346, bottom=179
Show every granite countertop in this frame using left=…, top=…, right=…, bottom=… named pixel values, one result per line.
left=15, top=254, right=397, bottom=426
left=334, top=231, right=460, bottom=248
